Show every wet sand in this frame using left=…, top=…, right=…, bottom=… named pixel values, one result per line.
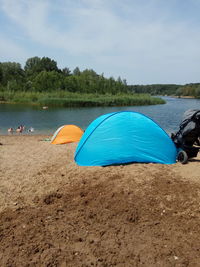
left=0, top=135, right=200, bottom=266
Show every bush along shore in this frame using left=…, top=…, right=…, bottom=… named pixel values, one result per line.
left=0, top=91, right=165, bottom=107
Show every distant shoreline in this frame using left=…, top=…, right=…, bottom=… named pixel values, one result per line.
left=170, top=95, right=195, bottom=99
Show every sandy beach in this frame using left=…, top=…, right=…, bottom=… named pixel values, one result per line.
left=0, top=135, right=200, bottom=266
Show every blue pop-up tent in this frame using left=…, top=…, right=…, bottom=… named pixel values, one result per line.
left=74, top=111, right=177, bottom=166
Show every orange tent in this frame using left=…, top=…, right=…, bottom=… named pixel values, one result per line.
left=51, top=125, right=84, bottom=144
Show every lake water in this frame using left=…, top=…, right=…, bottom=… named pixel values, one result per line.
left=0, top=96, right=200, bottom=135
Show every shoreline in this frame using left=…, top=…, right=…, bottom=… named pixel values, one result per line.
left=169, top=95, right=196, bottom=99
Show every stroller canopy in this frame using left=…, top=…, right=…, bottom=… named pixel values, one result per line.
left=182, top=109, right=200, bottom=124
left=179, top=109, right=200, bottom=137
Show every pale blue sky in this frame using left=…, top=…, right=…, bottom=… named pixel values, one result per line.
left=1, top=0, right=200, bottom=85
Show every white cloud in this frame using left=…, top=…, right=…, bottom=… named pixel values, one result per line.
left=0, top=34, right=29, bottom=63
left=1, top=0, right=200, bottom=83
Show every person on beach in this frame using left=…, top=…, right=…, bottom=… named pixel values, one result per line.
left=8, top=128, right=14, bottom=134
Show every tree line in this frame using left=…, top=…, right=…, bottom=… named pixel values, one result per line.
left=0, top=56, right=128, bottom=95
left=176, top=83, right=200, bottom=98
left=128, top=83, right=200, bottom=98
left=128, top=84, right=181, bottom=96
left=1, top=57, right=199, bottom=99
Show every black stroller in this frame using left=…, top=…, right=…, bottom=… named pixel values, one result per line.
left=171, top=109, right=200, bottom=164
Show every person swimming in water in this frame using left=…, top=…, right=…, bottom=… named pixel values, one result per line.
left=28, top=127, right=34, bottom=133
left=16, top=125, right=25, bottom=134
left=8, top=128, right=14, bottom=134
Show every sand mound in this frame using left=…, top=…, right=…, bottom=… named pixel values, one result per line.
left=0, top=136, right=200, bottom=266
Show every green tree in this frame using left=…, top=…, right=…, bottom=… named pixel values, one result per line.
left=63, top=75, right=78, bottom=92
left=62, top=67, right=71, bottom=76
left=0, top=62, right=24, bottom=88
left=195, top=85, right=200, bottom=97
left=78, top=69, right=99, bottom=93
left=40, top=57, right=59, bottom=72
left=176, top=87, right=183, bottom=97
left=23, top=80, right=34, bottom=91
left=24, top=56, right=59, bottom=78
left=33, top=71, right=63, bottom=92
left=73, top=67, right=81, bottom=76
left=24, top=57, right=41, bottom=77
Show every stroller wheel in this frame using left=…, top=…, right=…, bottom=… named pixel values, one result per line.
left=177, top=150, right=188, bottom=164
